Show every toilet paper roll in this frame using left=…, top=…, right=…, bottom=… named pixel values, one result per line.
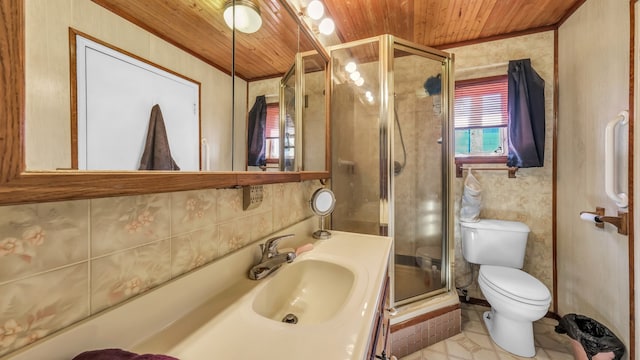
left=580, top=212, right=599, bottom=223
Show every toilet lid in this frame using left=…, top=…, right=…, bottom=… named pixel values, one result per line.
left=479, top=265, right=551, bottom=305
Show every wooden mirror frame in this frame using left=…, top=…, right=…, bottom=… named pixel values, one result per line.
left=0, top=0, right=330, bottom=206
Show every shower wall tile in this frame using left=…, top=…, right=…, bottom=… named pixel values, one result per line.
left=0, top=200, right=89, bottom=284
left=0, top=263, right=89, bottom=358
left=90, top=194, right=170, bottom=257
left=170, top=225, right=220, bottom=277
left=170, top=189, right=217, bottom=236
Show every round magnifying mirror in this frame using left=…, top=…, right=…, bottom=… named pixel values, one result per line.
left=311, top=188, right=336, bottom=216
left=310, top=188, right=335, bottom=239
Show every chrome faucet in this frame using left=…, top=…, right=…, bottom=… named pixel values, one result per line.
left=248, top=234, right=296, bottom=280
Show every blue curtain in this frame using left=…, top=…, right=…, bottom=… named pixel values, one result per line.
left=507, top=59, right=545, bottom=168
left=247, top=95, right=267, bottom=166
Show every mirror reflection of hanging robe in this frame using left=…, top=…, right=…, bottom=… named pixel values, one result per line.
left=507, top=59, right=545, bottom=168
left=139, top=104, right=180, bottom=170
left=247, top=95, right=267, bottom=166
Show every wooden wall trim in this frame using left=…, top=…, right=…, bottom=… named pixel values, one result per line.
left=557, top=0, right=588, bottom=27
left=628, top=2, right=636, bottom=359
left=0, top=0, right=24, bottom=185
left=553, top=29, right=560, bottom=316
left=437, top=25, right=557, bottom=51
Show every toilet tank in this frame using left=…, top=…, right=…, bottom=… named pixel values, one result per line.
left=460, top=219, right=530, bottom=268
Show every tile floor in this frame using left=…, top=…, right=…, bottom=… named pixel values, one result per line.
left=400, top=303, right=574, bottom=360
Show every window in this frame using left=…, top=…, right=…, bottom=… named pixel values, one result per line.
left=454, top=75, right=508, bottom=157
left=265, top=103, right=280, bottom=163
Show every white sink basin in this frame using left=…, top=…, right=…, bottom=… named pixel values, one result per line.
left=128, top=230, right=392, bottom=360
left=252, top=259, right=355, bottom=324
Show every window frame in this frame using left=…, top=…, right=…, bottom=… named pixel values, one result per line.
left=454, top=75, right=509, bottom=172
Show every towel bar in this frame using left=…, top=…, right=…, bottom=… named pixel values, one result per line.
left=456, top=165, right=517, bottom=178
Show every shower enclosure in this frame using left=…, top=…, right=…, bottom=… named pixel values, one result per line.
left=329, top=35, right=453, bottom=306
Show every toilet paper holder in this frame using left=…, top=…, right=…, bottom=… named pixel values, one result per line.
left=580, top=207, right=628, bottom=235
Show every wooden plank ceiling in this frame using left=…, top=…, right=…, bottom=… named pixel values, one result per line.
left=92, top=0, right=315, bottom=81
left=324, top=0, right=585, bottom=47
left=92, top=0, right=584, bottom=80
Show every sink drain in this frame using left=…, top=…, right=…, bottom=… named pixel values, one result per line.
left=282, top=313, right=298, bottom=324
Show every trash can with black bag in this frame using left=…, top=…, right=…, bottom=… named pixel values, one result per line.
left=554, top=314, right=625, bottom=360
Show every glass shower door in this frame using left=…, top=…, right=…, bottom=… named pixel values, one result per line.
left=330, top=39, right=382, bottom=235
left=329, top=36, right=452, bottom=307
left=392, top=45, right=448, bottom=304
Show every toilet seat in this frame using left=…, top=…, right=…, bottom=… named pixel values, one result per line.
left=479, top=265, right=551, bottom=306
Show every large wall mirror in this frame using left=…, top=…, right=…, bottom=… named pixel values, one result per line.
left=0, top=0, right=329, bottom=205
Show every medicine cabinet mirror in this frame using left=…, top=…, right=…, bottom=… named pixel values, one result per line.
left=0, top=0, right=329, bottom=205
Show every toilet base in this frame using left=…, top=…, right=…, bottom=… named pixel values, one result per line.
left=483, top=308, right=536, bottom=357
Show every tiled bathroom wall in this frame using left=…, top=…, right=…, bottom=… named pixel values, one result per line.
left=449, top=31, right=555, bottom=303
left=0, top=181, right=320, bottom=358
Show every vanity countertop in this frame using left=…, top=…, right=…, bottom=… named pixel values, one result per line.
left=5, top=218, right=391, bottom=360
left=133, top=230, right=392, bottom=360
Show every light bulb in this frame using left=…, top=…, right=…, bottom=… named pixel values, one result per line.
left=318, top=18, right=335, bottom=35
left=345, top=61, right=357, bottom=73
left=355, top=77, right=364, bottom=86
left=365, top=91, right=372, bottom=98
left=349, top=71, right=361, bottom=81
left=307, top=0, right=324, bottom=20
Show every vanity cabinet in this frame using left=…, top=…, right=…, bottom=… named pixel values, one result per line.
left=368, top=273, right=390, bottom=360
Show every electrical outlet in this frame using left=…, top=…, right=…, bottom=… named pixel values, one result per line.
left=243, top=185, right=263, bottom=210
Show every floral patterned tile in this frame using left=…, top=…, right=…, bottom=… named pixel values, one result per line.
left=0, top=200, right=89, bottom=284
left=0, top=263, right=89, bottom=358
left=272, top=182, right=318, bottom=230
left=217, top=219, right=252, bottom=257
left=171, top=225, right=220, bottom=277
left=90, top=194, right=170, bottom=257
left=90, top=239, right=171, bottom=314
left=216, top=188, right=244, bottom=223
left=170, top=189, right=217, bottom=236
left=248, top=211, right=274, bottom=243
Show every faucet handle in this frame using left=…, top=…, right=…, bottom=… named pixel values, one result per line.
left=262, top=234, right=294, bottom=255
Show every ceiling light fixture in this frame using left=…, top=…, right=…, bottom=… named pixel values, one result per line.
left=307, top=0, right=325, bottom=20
left=223, top=0, right=263, bottom=34
left=349, top=71, right=361, bottom=81
left=318, top=18, right=335, bottom=35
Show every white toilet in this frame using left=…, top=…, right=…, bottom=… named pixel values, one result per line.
left=460, top=219, right=551, bottom=358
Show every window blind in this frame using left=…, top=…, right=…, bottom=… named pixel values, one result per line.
left=454, top=75, right=508, bottom=129
left=265, top=103, right=280, bottom=139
